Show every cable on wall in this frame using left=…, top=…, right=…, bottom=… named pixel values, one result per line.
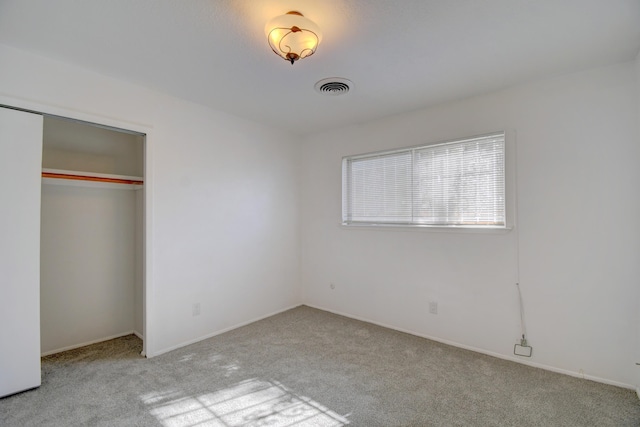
left=512, top=131, right=532, bottom=357
left=514, top=282, right=532, bottom=356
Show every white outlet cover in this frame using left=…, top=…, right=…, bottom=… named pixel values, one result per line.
left=429, top=301, right=438, bottom=314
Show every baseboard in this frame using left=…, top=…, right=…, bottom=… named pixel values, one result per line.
left=636, top=386, right=640, bottom=401
left=303, top=303, right=636, bottom=391
left=147, top=304, right=302, bottom=358
left=41, top=330, right=138, bottom=356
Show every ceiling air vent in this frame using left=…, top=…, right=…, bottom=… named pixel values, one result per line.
left=314, top=78, right=353, bottom=96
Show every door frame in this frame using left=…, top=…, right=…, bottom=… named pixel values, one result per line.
left=0, top=95, right=154, bottom=357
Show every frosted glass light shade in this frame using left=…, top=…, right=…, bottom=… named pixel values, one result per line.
left=265, top=11, right=322, bottom=64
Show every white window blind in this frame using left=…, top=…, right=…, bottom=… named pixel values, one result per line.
left=342, top=133, right=505, bottom=227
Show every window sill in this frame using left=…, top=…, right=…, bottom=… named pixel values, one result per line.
left=340, top=223, right=513, bottom=234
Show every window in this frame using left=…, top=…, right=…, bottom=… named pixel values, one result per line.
left=342, top=132, right=506, bottom=228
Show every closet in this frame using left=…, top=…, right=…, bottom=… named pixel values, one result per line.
left=0, top=107, right=146, bottom=398
left=40, top=116, right=144, bottom=355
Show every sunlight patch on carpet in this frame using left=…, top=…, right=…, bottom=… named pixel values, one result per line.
left=142, top=378, right=349, bottom=426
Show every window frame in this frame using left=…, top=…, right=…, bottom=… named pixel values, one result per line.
left=341, top=131, right=514, bottom=231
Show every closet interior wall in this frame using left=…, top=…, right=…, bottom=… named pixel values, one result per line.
left=40, top=116, right=144, bottom=355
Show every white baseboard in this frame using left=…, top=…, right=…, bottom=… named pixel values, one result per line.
left=304, top=304, right=636, bottom=391
left=41, top=330, right=139, bottom=357
left=147, top=304, right=302, bottom=358
left=133, top=330, right=144, bottom=340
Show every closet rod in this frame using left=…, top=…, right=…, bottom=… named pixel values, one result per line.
left=42, top=172, right=143, bottom=186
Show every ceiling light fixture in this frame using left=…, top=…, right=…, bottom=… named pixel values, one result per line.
left=265, top=11, right=321, bottom=65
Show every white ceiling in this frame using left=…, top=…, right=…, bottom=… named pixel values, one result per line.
left=1, top=0, right=638, bottom=136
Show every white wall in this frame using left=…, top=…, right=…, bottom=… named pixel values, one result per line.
left=40, top=184, right=136, bottom=354
left=300, top=61, right=640, bottom=388
left=0, top=43, right=300, bottom=357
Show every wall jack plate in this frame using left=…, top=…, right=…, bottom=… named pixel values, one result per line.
left=514, top=343, right=533, bottom=357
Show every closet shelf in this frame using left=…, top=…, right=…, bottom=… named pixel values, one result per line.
left=42, top=168, right=143, bottom=190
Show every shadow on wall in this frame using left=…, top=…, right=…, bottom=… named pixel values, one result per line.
left=141, top=378, right=349, bottom=427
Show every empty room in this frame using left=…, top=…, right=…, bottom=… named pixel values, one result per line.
left=1, top=1, right=639, bottom=426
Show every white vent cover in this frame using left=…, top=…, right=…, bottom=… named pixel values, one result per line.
left=314, top=78, right=353, bottom=96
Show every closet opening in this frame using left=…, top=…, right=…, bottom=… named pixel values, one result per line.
left=40, top=115, right=147, bottom=357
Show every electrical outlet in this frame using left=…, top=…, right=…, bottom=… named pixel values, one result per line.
left=429, top=301, right=438, bottom=315
left=192, top=303, right=200, bottom=316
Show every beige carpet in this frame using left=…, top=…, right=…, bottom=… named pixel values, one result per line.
left=1, top=306, right=639, bottom=426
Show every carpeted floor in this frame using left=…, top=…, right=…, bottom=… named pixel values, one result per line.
left=1, top=306, right=639, bottom=426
